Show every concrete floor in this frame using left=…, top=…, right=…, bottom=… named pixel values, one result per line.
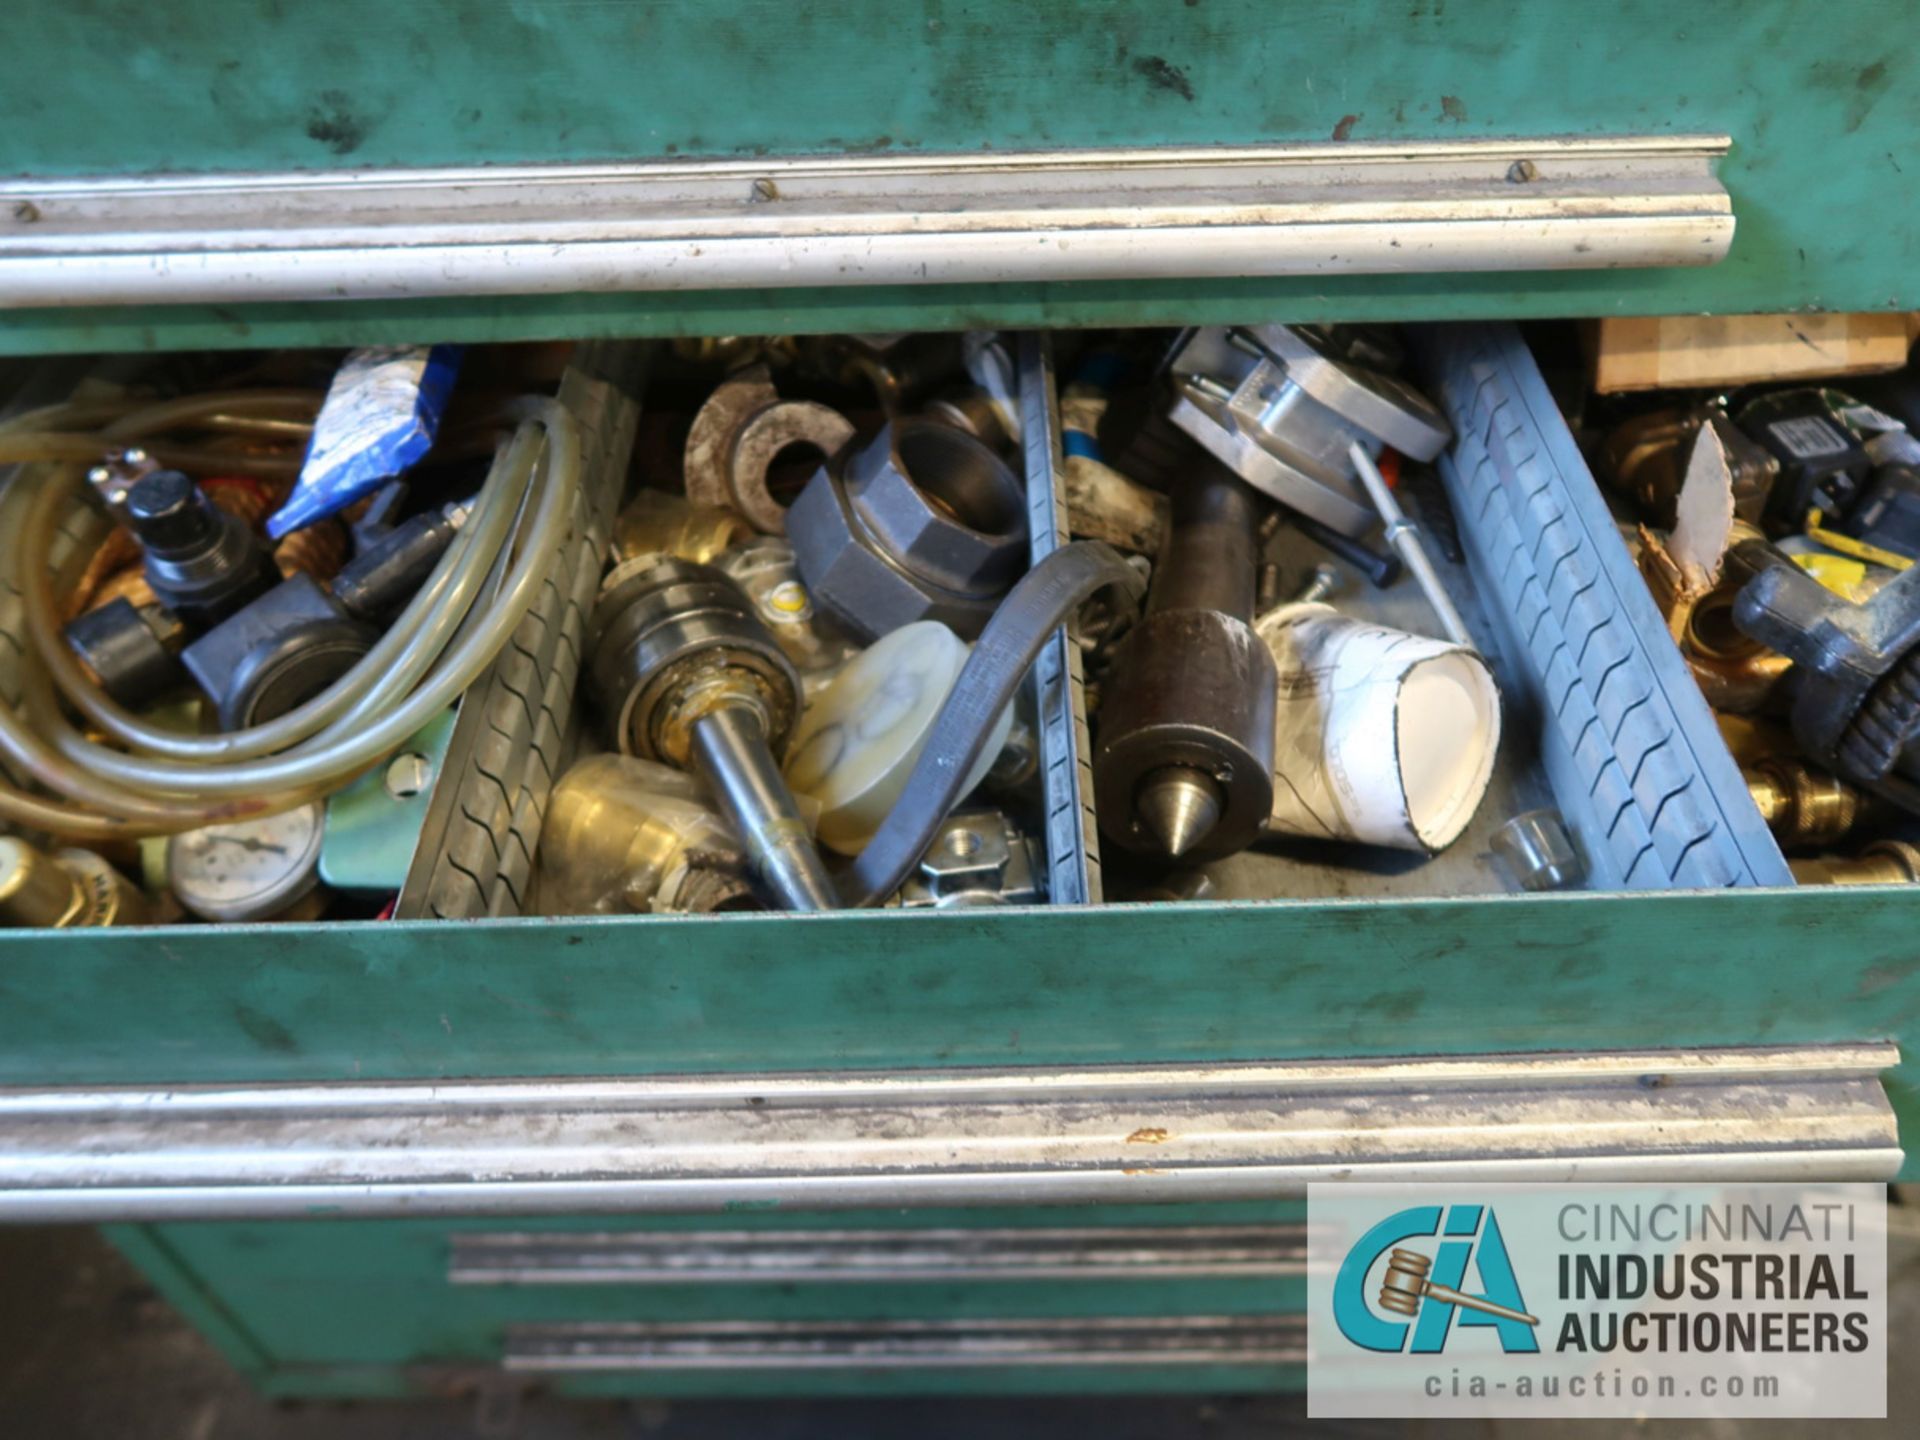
left=1, top=1220, right=1915, bottom=1439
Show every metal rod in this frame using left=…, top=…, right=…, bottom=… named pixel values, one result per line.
left=0, top=1043, right=1895, bottom=1222
left=0, top=137, right=1735, bottom=308
left=503, top=1314, right=1310, bottom=1371
left=1348, top=441, right=1474, bottom=648
left=689, top=705, right=837, bottom=912
left=1283, top=504, right=1403, bottom=588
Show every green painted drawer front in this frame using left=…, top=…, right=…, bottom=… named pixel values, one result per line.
left=3, top=891, right=1915, bottom=1159
left=110, top=1205, right=1307, bottom=1398
left=0, top=1, right=1916, bottom=352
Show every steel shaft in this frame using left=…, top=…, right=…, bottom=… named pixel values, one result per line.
left=690, top=705, right=839, bottom=912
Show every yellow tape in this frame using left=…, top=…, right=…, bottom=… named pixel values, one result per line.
left=1804, top=509, right=1913, bottom=573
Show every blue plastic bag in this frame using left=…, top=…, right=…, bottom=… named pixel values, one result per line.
left=268, top=344, right=463, bottom=538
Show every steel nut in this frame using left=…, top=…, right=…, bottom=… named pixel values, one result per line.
left=845, top=422, right=1027, bottom=592
left=896, top=811, right=1041, bottom=908
left=917, top=812, right=1013, bottom=892
left=785, top=465, right=955, bottom=641
left=787, top=455, right=1006, bottom=643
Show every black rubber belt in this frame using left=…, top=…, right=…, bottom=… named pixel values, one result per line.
left=839, top=540, right=1144, bottom=908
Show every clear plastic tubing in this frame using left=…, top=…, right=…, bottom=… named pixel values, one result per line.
left=0, top=396, right=579, bottom=813
left=24, top=423, right=540, bottom=759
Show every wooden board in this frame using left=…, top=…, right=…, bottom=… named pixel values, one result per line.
left=1587, top=313, right=1915, bottom=393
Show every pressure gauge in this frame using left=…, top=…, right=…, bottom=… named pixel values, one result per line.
left=167, top=802, right=326, bottom=922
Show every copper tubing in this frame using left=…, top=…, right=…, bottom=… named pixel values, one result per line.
left=83, top=565, right=152, bottom=615
left=65, top=474, right=314, bottom=618
left=273, top=518, right=350, bottom=583
left=64, top=529, right=145, bottom=620
left=198, top=475, right=276, bottom=528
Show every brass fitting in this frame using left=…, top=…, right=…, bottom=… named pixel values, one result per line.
left=612, top=489, right=751, bottom=568
left=0, top=837, right=148, bottom=927
left=1789, top=841, right=1920, bottom=887
left=1600, top=405, right=1778, bottom=530
left=1640, top=520, right=1792, bottom=713
left=1744, top=759, right=1863, bottom=850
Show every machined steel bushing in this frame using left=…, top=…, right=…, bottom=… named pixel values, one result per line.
left=787, top=420, right=1029, bottom=642
left=588, top=555, right=802, bottom=766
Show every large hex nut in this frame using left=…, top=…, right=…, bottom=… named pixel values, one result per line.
left=788, top=422, right=1029, bottom=643
left=845, top=422, right=1026, bottom=588
left=788, top=460, right=1000, bottom=643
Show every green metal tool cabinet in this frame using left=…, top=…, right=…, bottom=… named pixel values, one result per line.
left=1, top=0, right=1919, bottom=1399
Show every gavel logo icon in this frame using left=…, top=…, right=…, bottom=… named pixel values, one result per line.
left=1378, top=1247, right=1539, bottom=1325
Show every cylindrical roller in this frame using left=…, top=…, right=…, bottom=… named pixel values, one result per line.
left=1094, top=470, right=1277, bottom=861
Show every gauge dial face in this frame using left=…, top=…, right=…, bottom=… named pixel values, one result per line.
left=167, top=802, right=325, bottom=922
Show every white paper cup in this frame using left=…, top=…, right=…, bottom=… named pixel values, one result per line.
left=1254, top=603, right=1501, bottom=853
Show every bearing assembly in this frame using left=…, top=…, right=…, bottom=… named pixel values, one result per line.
left=588, top=555, right=835, bottom=910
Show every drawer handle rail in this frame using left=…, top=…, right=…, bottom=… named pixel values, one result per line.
left=0, top=136, right=1733, bottom=308
left=449, top=1223, right=1310, bottom=1286
left=502, top=1315, right=1309, bottom=1372
left=0, top=1043, right=1895, bottom=1221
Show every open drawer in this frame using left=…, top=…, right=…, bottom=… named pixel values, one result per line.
left=0, top=2, right=1917, bottom=1398
left=0, top=323, right=1908, bottom=1227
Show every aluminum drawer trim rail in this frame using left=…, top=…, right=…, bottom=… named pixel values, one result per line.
left=449, top=1224, right=1310, bottom=1286
left=501, top=1316, right=1309, bottom=1372
left=0, top=136, right=1734, bottom=307
left=0, top=1045, right=1894, bottom=1221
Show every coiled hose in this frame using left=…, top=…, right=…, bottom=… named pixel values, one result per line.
left=0, top=395, right=581, bottom=839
